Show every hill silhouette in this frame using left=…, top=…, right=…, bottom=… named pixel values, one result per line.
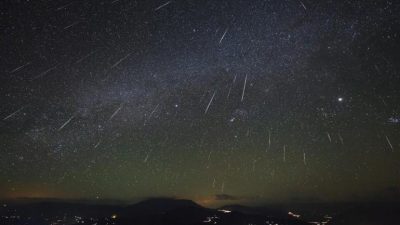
left=120, top=197, right=202, bottom=216
left=0, top=198, right=341, bottom=225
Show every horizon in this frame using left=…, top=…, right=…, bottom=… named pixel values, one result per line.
left=2, top=194, right=400, bottom=208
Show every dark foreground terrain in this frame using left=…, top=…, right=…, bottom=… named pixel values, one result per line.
left=0, top=198, right=399, bottom=225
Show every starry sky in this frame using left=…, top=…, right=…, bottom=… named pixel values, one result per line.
left=1, top=0, right=399, bottom=206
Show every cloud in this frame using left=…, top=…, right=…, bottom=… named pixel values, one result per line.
left=214, top=194, right=240, bottom=201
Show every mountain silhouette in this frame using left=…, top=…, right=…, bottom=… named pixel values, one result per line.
left=1, top=198, right=312, bottom=225
left=120, top=198, right=202, bottom=217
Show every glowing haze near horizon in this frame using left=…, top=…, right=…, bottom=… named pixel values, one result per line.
left=1, top=0, right=399, bottom=206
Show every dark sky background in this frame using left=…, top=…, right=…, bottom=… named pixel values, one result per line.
left=0, top=0, right=399, bottom=206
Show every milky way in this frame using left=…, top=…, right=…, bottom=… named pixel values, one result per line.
left=1, top=0, right=399, bottom=205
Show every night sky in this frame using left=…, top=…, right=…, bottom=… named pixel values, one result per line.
left=1, top=0, right=399, bottom=206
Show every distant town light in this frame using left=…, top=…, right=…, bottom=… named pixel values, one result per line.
left=217, top=209, right=232, bottom=214
left=288, top=211, right=301, bottom=218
